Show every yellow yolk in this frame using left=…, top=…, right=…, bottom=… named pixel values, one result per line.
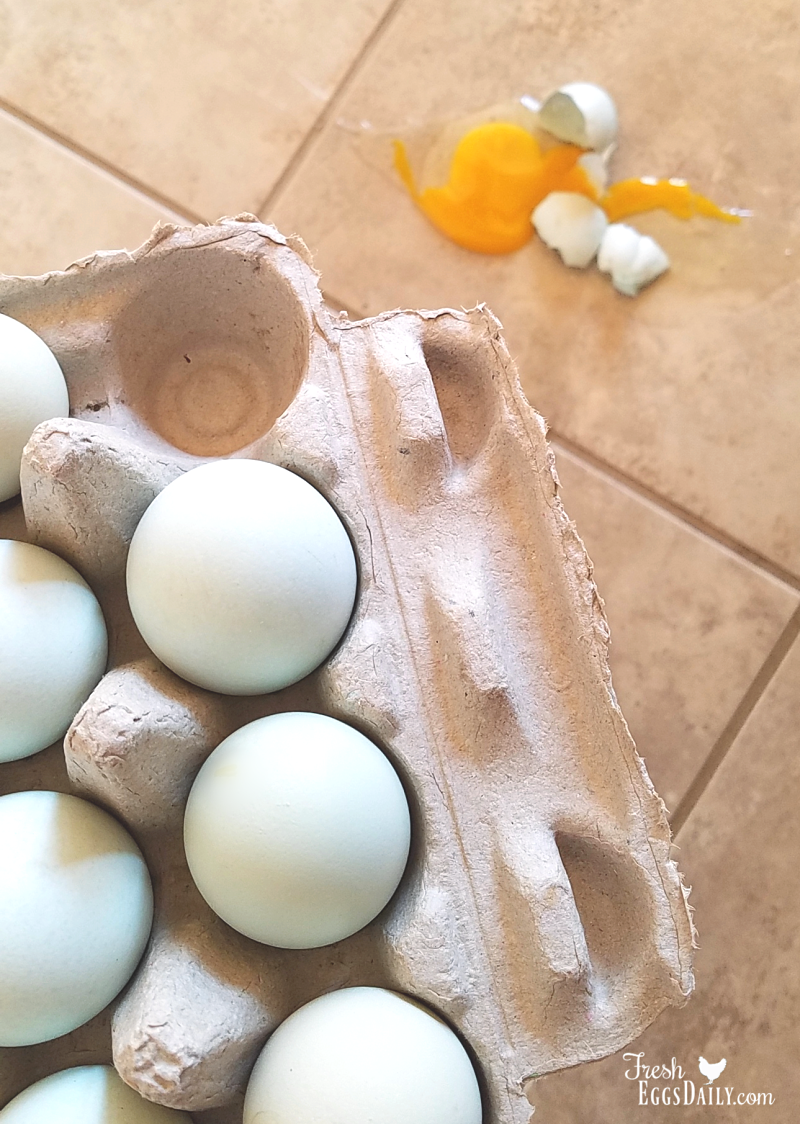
left=394, top=121, right=739, bottom=255
left=393, top=123, right=595, bottom=254
left=601, top=177, right=740, bottom=224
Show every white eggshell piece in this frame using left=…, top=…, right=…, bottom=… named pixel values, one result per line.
left=538, top=81, right=619, bottom=151
left=126, top=459, right=358, bottom=695
left=0, top=540, right=108, bottom=763
left=0, top=791, right=153, bottom=1047
left=0, top=1065, right=191, bottom=1123
left=577, top=151, right=609, bottom=194
left=598, top=222, right=671, bottom=296
left=0, top=313, right=68, bottom=503
left=243, top=987, right=483, bottom=1124
left=532, top=192, right=608, bottom=268
left=184, top=712, right=411, bottom=949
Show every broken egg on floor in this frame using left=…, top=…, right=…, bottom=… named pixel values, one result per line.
left=0, top=1065, right=190, bottom=1123
left=393, top=123, right=598, bottom=255
left=393, top=80, right=742, bottom=293
left=243, top=987, right=483, bottom=1124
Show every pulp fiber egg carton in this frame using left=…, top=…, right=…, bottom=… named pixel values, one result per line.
left=0, top=218, right=695, bottom=1122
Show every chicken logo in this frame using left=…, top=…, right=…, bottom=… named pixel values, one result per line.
left=698, top=1057, right=727, bottom=1085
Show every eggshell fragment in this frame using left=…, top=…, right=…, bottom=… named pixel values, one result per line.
left=0, top=539, right=108, bottom=763
left=184, top=712, right=411, bottom=949
left=243, top=987, right=483, bottom=1124
left=0, top=1065, right=190, bottom=1123
left=126, top=459, right=357, bottom=695
left=577, top=151, right=609, bottom=195
left=0, top=313, right=68, bottom=503
left=538, top=82, right=619, bottom=152
left=0, top=791, right=153, bottom=1046
left=598, top=222, right=670, bottom=295
left=532, top=191, right=608, bottom=267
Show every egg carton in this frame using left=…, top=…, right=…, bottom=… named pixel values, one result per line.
left=0, top=218, right=694, bottom=1122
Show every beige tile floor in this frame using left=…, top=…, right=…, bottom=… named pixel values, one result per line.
left=1, top=1, right=798, bottom=1120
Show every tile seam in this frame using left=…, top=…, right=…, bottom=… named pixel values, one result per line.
left=548, top=430, right=800, bottom=593
left=316, top=301, right=800, bottom=595
left=669, top=601, right=800, bottom=835
left=257, top=0, right=408, bottom=217
left=0, top=98, right=205, bottom=225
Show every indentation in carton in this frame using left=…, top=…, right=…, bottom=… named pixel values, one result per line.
left=111, top=250, right=309, bottom=456
left=421, top=316, right=500, bottom=465
left=555, top=832, right=655, bottom=989
left=493, top=828, right=591, bottom=1041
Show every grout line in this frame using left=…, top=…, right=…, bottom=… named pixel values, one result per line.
left=0, top=97, right=207, bottom=225
left=314, top=297, right=800, bottom=598
left=669, top=601, right=800, bottom=835
left=549, top=429, right=800, bottom=593
left=320, top=288, right=364, bottom=318
left=256, top=0, right=408, bottom=217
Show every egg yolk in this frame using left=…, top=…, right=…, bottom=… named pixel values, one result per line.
left=394, top=122, right=739, bottom=255
left=601, top=177, right=740, bottom=224
left=393, top=124, right=595, bottom=254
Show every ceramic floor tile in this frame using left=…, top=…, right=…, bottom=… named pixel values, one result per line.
left=553, top=447, right=798, bottom=812
left=0, top=0, right=397, bottom=220
left=269, top=0, right=800, bottom=577
left=0, top=110, right=175, bottom=277
left=527, top=635, right=800, bottom=1122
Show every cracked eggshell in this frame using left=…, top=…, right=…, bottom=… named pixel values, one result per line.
left=538, top=82, right=618, bottom=152
left=533, top=192, right=608, bottom=268
left=0, top=540, right=108, bottom=763
left=243, top=987, right=482, bottom=1124
left=598, top=222, right=670, bottom=296
left=126, top=459, right=358, bottom=695
left=0, top=791, right=153, bottom=1047
left=0, top=1065, right=191, bottom=1123
left=0, top=313, right=69, bottom=503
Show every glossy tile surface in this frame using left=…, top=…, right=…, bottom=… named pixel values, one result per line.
left=554, top=447, right=798, bottom=812
left=269, top=0, right=800, bottom=576
left=0, top=110, right=174, bottom=276
left=528, top=635, right=800, bottom=1121
left=0, top=0, right=396, bottom=219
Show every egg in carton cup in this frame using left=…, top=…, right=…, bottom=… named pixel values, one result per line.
left=0, top=217, right=694, bottom=1122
